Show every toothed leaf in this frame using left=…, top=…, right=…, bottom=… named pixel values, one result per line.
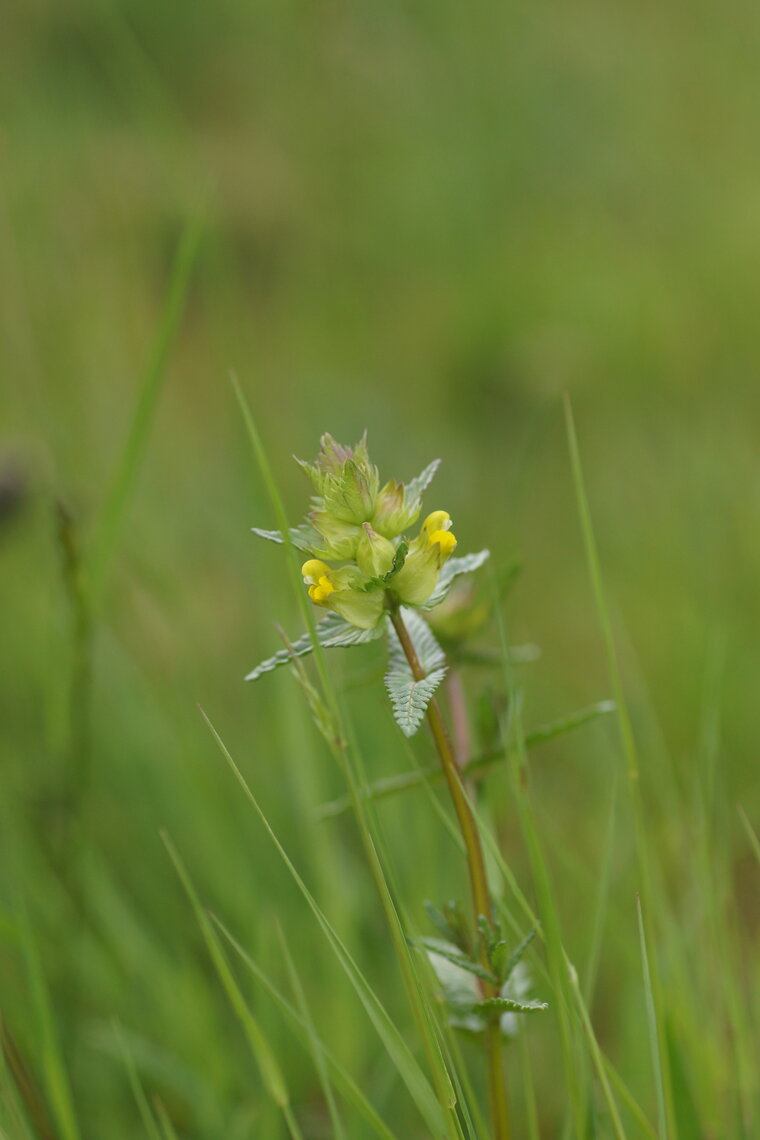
left=421, top=550, right=491, bottom=609
left=246, top=614, right=385, bottom=682
left=385, top=668, right=446, bottom=737
left=388, top=608, right=446, bottom=675
left=474, top=996, right=548, bottom=1017
left=251, top=524, right=320, bottom=553
left=493, top=929, right=537, bottom=984
left=405, top=458, right=441, bottom=506
left=418, top=938, right=497, bottom=986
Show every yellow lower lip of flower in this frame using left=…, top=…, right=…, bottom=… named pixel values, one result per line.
left=308, top=575, right=335, bottom=604
left=429, top=529, right=457, bottom=556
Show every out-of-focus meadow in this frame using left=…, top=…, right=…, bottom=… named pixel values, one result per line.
left=1, top=2, right=759, bottom=1137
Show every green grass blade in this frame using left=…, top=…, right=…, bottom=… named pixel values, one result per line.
left=490, top=568, right=587, bottom=1134
left=153, top=1100, right=180, bottom=1140
left=19, top=912, right=81, bottom=1140
left=583, top=781, right=618, bottom=1006
left=112, top=1021, right=162, bottom=1140
left=1, top=1023, right=56, bottom=1140
left=276, top=925, right=346, bottom=1140
left=564, top=395, right=677, bottom=1138
left=738, top=805, right=760, bottom=866
left=636, top=896, right=667, bottom=1137
left=566, top=960, right=627, bottom=1140
left=198, top=708, right=450, bottom=1137
left=211, top=916, right=400, bottom=1140
left=161, top=832, right=301, bottom=1138
left=89, top=204, right=206, bottom=602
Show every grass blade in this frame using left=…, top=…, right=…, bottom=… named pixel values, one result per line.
left=564, top=395, right=677, bottom=1137
left=161, top=832, right=302, bottom=1139
left=198, top=709, right=450, bottom=1137
left=89, top=204, right=205, bottom=602
left=19, top=912, right=81, bottom=1140
left=112, top=1020, right=162, bottom=1140
left=276, top=924, right=346, bottom=1140
left=211, top=915, right=400, bottom=1140
left=636, top=896, right=667, bottom=1137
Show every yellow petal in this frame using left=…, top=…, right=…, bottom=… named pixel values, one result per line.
left=430, top=529, right=457, bottom=557
left=302, top=558, right=331, bottom=583
left=422, top=510, right=451, bottom=539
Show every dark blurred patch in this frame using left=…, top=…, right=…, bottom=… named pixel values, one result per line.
left=444, top=329, right=531, bottom=442
left=0, top=458, right=28, bottom=534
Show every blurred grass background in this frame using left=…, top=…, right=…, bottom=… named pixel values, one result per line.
left=1, top=1, right=759, bottom=1136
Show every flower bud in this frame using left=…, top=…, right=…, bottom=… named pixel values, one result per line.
left=372, top=480, right=419, bottom=538
left=297, top=433, right=379, bottom=525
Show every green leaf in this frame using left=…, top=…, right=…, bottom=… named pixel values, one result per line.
left=358, top=542, right=408, bottom=593
left=422, top=550, right=491, bottom=609
left=246, top=613, right=385, bottom=681
left=475, top=996, right=548, bottom=1017
left=418, top=939, right=497, bottom=986
left=385, top=668, right=446, bottom=737
left=384, top=540, right=408, bottom=582
left=405, top=459, right=441, bottom=506
left=492, top=929, right=537, bottom=985
left=385, top=609, right=447, bottom=735
left=251, top=524, right=320, bottom=552
left=425, top=941, right=485, bottom=1034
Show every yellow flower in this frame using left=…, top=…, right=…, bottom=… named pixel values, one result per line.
left=391, top=510, right=458, bottom=605
left=301, top=559, right=336, bottom=605
left=301, top=558, right=385, bottom=628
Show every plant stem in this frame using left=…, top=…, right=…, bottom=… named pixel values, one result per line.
left=388, top=605, right=510, bottom=1140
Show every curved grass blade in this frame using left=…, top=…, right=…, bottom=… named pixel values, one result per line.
left=161, top=833, right=302, bottom=1139
left=19, top=910, right=81, bottom=1140
left=199, top=709, right=450, bottom=1137
left=211, top=916, right=399, bottom=1140
left=89, top=204, right=205, bottom=603
left=277, top=925, right=346, bottom=1140
left=112, top=1021, right=162, bottom=1140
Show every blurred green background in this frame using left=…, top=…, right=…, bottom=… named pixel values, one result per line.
left=1, top=1, right=758, bottom=1136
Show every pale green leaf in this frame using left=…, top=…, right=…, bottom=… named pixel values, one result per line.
left=251, top=524, right=320, bottom=552
left=422, top=550, right=491, bottom=609
left=246, top=614, right=385, bottom=682
left=475, top=996, right=548, bottom=1016
left=385, top=668, right=446, bottom=737
left=405, top=459, right=441, bottom=505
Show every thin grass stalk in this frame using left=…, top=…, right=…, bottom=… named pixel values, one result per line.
left=388, top=604, right=510, bottom=1140
left=563, top=394, right=678, bottom=1137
